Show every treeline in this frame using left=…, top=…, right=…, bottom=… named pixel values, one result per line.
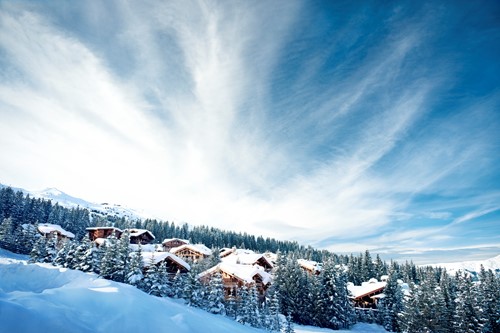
left=0, top=186, right=91, bottom=253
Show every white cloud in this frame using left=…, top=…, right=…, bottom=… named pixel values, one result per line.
left=0, top=1, right=498, bottom=263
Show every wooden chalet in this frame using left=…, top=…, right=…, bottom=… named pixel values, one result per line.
left=297, top=259, right=322, bottom=275
left=198, top=262, right=272, bottom=301
left=142, top=252, right=190, bottom=274
left=37, top=223, right=75, bottom=246
left=220, top=249, right=273, bottom=272
left=347, top=279, right=387, bottom=309
left=125, top=228, right=155, bottom=245
left=86, top=227, right=123, bottom=242
left=162, top=238, right=189, bottom=251
left=170, top=244, right=212, bottom=262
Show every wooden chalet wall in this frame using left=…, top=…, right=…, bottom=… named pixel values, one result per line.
left=202, top=270, right=269, bottom=302
left=130, top=233, right=154, bottom=245
left=174, top=247, right=207, bottom=262
left=87, top=228, right=122, bottom=241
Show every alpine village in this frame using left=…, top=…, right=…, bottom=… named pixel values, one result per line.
left=0, top=186, right=498, bottom=333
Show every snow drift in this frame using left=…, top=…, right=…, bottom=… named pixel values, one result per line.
left=0, top=250, right=262, bottom=333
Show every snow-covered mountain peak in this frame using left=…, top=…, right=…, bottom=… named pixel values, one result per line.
left=38, top=187, right=64, bottom=196
left=2, top=184, right=152, bottom=221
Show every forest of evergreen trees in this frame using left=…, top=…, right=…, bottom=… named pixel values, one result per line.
left=1, top=186, right=499, bottom=332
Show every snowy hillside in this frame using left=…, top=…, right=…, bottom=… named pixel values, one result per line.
left=0, top=249, right=387, bottom=333
left=431, top=254, right=500, bottom=276
left=0, top=184, right=150, bottom=221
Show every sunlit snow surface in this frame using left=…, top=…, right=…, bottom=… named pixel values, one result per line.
left=0, top=249, right=388, bottom=333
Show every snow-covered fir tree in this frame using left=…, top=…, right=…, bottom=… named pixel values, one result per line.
left=127, top=244, right=144, bottom=287
left=453, top=271, right=482, bottom=333
left=206, top=271, right=225, bottom=315
left=378, top=270, right=403, bottom=332
left=74, top=235, right=94, bottom=272
left=29, top=235, right=47, bottom=263
left=183, top=268, right=204, bottom=307
left=99, top=233, right=121, bottom=281
left=54, top=239, right=71, bottom=267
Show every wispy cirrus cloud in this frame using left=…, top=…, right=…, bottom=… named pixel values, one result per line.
left=0, top=0, right=498, bottom=263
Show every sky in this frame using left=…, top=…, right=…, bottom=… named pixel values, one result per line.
left=0, top=0, right=499, bottom=264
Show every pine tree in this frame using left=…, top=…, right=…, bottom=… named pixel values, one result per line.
left=267, top=290, right=282, bottom=332
left=206, top=271, right=225, bottom=315
left=99, top=234, right=120, bottom=281
left=379, top=271, right=403, bottom=332
left=283, top=312, right=295, bottom=333
left=399, top=282, right=424, bottom=333
left=478, top=266, right=500, bottom=333
left=115, top=231, right=131, bottom=283
left=75, top=235, right=94, bottom=272
left=0, top=217, right=15, bottom=244
left=453, top=271, right=482, bottom=333
left=361, top=250, right=375, bottom=281
left=171, top=270, right=186, bottom=299
left=54, top=240, right=71, bottom=267
left=142, top=255, right=163, bottom=296
left=184, top=269, right=204, bottom=307
left=45, top=235, right=58, bottom=264
left=127, top=245, right=144, bottom=287
left=29, top=236, right=47, bottom=263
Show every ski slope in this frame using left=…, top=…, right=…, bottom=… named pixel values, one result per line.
left=0, top=249, right=387, bottom=333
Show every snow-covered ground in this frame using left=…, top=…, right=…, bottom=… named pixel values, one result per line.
left=0, top=249, right=388, bottom=333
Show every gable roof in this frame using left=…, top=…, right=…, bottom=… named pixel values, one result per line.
left=141, top=251, right=190, bottom=271
left=347, top=279, right=387, bottom=299
left=220, top=249, right=273, bottom=268
left=86, top=227, right=123, bottom=232
left=297, top=259, right=322, bottom=273
left=124, top=228, right=155, bottom=240
left=162, top=238, right=190, bottom=245
left=199, top=262, right=272, bottom=285
left=170, top=244, right=212, bottom=256
left=38, top=223, right=75, bottom=239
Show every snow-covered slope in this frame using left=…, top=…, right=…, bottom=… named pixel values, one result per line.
left=1, top=184, right=149, bottom=220
left=0, top=249, right=263, bottom=333
left=0, top=249, right=387, bottom=333
left=431, top=254, right=500, bottom=276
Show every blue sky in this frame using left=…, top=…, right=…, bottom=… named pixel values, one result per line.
left=0, top=0, right=498, bottom=264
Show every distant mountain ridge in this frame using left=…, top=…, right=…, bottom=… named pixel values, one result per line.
left=431, top=254, right=500, bottom=277
left=0, top=184, right=149, bottom=221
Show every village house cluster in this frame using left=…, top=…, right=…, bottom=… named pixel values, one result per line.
left=37, top=223, right=397, bottom=309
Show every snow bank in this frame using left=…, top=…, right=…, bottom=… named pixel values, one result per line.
left=0, top=250, right=262, bottom=333
left=295, top=323, right=389, bottom=333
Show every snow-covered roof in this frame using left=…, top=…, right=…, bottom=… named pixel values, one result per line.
left=347, top=279, right=387, bottom=299
left=220, top=249, right=273, bottom=268
left=86, top=227, right=123, bottom=232
left=219, top=247, right=236, bottom=258
left=297, top=259, right=322, bottom=272
left=38, top=223, right=75, bottom=239
left=199, top=262, right=273, bottom=285
left=129, top=244, right=161, bottom=252
left=170, top=244, right=212, bottom=256
left=141, top=251, right=190, bottom=271
left=124, top=229, right=155, bottom=240
left=162, top=238, right=190, bottom=245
